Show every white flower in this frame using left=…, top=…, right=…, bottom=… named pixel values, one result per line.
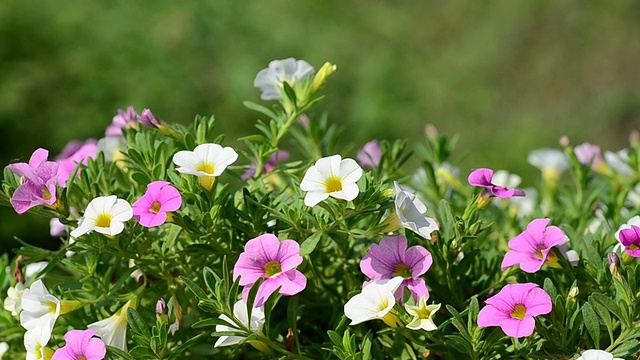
left=300, top=155, right=363, bottom=207
left=172, top=143, right=238, bottom=190
left=528, top=149, right=568, bottom=183
left=344, top=277, right=403, bottom=326
left=71, top=195, right=133, bottom=238
left=626, top=182, right=640, bottom=208
left=20, top=280, right=60, bottom=331
left=509, top=187, right=537, bottom=219
left=4, top=282, right=25, bottom=316
left=254, top=58, right=315, bottom=100
left=404, top=296, right=441, bottom=331
left=393, top=182, right=439, bottom=239
left=88, top=299, right=134, bottom=351
left=0, top=342, right=8, bottom=359
left=492, top=170, right=522, bottom=189
left=97, top=136, right=127, bottom=163
left=24, top=326, right=53, bottom=360
left=24, top=261, right=48, bottom=280
left=215, top=299, right=266, bottom=348
left=576, top=349, right=623, bottom=360
left=605, top=149, right=634, bottom=178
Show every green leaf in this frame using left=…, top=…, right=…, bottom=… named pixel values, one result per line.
left=166, top=334, right=205, bottom=360
left=591, top=293, right=624, bottom=322
left=300, top=233, right=322, bottom=256
left=581, top=302, right=600, bottom=348
left=191, top=317, right=233, bottom=329
left=180, top=276, right=208, bottom=300
left=126, top=308, right=151, bottom=338
left=106, top=345, right=136, bottom=360
left=243, top=101, right=277, bottom=120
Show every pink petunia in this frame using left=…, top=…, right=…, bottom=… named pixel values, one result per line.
left=615, top=216, right=640, bottom=257
left=360, top=235, right=432, bottom=302
left=132, top=181, right=182, bottom=227
left=357, top=140, right=382, bottom=168
left=501, top=218, right=568, bottom=273
left=51, top=329, right=106, bottom=360
left=233, top=234, right=307, bottom=307
left=56, top=139, right=98, bottom=187
left=468, top=168, right=525, bottom=198
left=7, top=148, right=59, bottom=214
left=477, top=283, right=552, bottom=338
left=105, top=106, right=140, bottom=137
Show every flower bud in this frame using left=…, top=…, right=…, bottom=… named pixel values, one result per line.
left=608, top=252, right=621, bottom=278
left=568, top=285, right=579, bottom=299
left=156, top=298, right=168, bottom=315
left=311, top=62, right=337, bottom=94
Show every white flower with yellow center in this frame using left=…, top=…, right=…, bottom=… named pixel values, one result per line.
left=20, top=280, right=61, bottom=331
left=88, top=299, right=134, bottom=351
left=393, top=182, right=439, bottom=239
left=404, top=296, right=440, bottom=331
left=300, top=155, right=363, bottom=207
left=24, top=326, right=54, bottom=360
left=344, top=277, right=404, bottom=327
left=528, top=149, right=568, bottom=184
left=4, top=282, right=25, bottom=316
left=71, top=195, right=133, bottom=238
left=215, top=299, right=266, bottom=348
left=172, top=143, right=238, bottom=190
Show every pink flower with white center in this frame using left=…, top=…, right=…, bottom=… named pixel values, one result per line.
left=56, top=139, right=98, bottom=187
left=468, top=168, right=525, bottom=198
left=477, top=283, right=552, bottom=338
left=501, top=218, right=568, bottom=273
left=615, top=216, right=640, bottom=257
left=51, top=329, right=106, bottom=360
left=105, top=106, right=140, bottom=137
left=357, top=140, right=382, bottom=168
left=132, top=181, right=182, bottom=227
left=7, top=148, right=59, bottom=214
left=360, top=235, right=432, bottom=302
left=233, top=234, right=307, bottom=307
left=299, top=154, right=363, bottom=207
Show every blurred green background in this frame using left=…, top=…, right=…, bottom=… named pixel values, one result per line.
left=2, top=0, right=640, bottom=254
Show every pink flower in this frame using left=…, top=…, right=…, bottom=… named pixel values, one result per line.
left=242, top=150, right=290, bottom=180
left=574, top=142, right=603, bottom=167
left=132, top=181, right=182, bottom=227
left=501, top=218, right=568, bottom=273
left=360, top=235, right=432, bottom=301
left=51, top=329, right=106, bottom=360
left=357, top=140, right=382, bottom=168
left=105, top=106, right=139, bottom=137
left=139, top=108, right=164, bottom=128
left=6, top=148, right=59, bottom=214
left=233, top=234, right=307, bottom=307
left=56, top=139, right=98, bottom=187
left=615, top=216, right=640, bottom=257
left=477, top=283, right=552, bottom=338
left=468, top=168, right=525, bottom=198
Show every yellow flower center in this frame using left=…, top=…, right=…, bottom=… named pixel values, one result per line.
left=264, top=261, right=283, bottom=278
left=325, top=176, right=343, bottom=193
left=511, top=304, right=527, bottom=320
left=149, top=201, right=162, bottom=214
left=393, top=263, right=413, bottom=279
left=78, top=356, right=87, bottom=360
left=630, top=244, right=639, bottom=251
left=48, top=300, right=58, bottom=314
left=534, top=246, right=547, bottom=259
left=42, top=186, right=52, bottom=201
left=379, top=298, right=389, bottom=312
left=95, top=213, right=112, bottom=228
left=196, top=162, right=215, bottom=175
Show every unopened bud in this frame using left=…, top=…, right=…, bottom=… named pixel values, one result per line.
left=568, top=285, right=579, bottom=299
left=311, top=62, right=337, bottom=94
left=608, top=253, right=621, bottom=278
left=559, top=135, right=571, bottom=148
left=156, top=298, right=168, bottom=315
left=630, top=129, right=640, bottom=147
left=425, top=124, right=439, bottom=139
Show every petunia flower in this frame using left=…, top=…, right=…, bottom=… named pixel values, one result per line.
left=299, top=154, right=363, bottom=207
left=242, top=151, right=290, bottom=180
left=51, top=329, right=106, bottom=360
left=172, top=143, right=238, bottom=190
left=528, top=149, right=568, bottom=184
left=88, top=299, right=134, bottom=352
left=71, top=196, right=133, bottom=238
left=233, top=234, right=307, bottom=307
left=604, top=149, right=634, bottom=178
left=468, top=168, right=525, bottom=198
left=614, top=215, right=640, bottom=257
left=360, top=235, right=432, bottom=302
left=576, top=349, right=623, bottom=360
left=105, top=106, right=140, bottom=137
left=491, top=170, right=522, bottom=190
left=132, top=181, right=182, bottom=227
left=477, top=283, right=552, bottom=338
left=24, top=326, right=54, bottom=360
left=392, top=182, right=439, bottom=239
left=4, top=282, right=25, bottom=316
left=7, top=148, right=59, bottom=214
left=0, top=342, right=8, bottom=358
left=344, top=277, right=404, bottom=327
left=56, top=139, right=98, bottom=187
left=357, top=140, right=382, bottom=168
left=253, top=58, right=315, bottom=101
left=501, top=218, right=569, bottom=273
left=20, top=280, right=61, bottom=332
left=214, top=299, right=265, bottom=348
left=405, top=296, right=441, bottom=331
left=574, top=143, right=604, bottom=168
left=139, top=108, right=164, bottom=128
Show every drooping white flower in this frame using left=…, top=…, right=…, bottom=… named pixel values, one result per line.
left=604, top=149, right=634, bottom=178
left=20, top=280, right=60, bottom=331
left=4, top=282, right=25, bottom=316
left=172, top=143, right=238, bottom=190
left=393, top=182, right=439, bottom=239
left=215, top=299, right=266, bottom=348
left=528, top=149, right=568, bottom=184
left=344, top=277, right=404, bottom=326
left=70, top=195, right=133, bottom=238
left=254, top=58, right=315, bottom=101
left=88, top=299, right=134, bottom=351
left=24, top=326, right=54, bottom=360
left=300, top=155, right=363, bottom=207
left=0, top=342, right=8, bottom=359
left=404, top=296, right=441, bottom=331
left=576, top=349, right=623, bottom=360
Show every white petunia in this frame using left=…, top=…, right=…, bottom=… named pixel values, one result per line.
left=20, top=280, right=60, bottom=331
left=215, top=299, right=266, bottom=348
left=344, top=277, right=403, bottom=326
left=88, top=299, right=134, bottom=352
left=528, top=149, right=568, bottom=184
left=172, top=143, right=238, bottom=190
left=3, top=282, right=25, bottom=316
left=491, top=170, right=522, bottom=189
left=300, top=155, right=363, bottom=207
left=71, top=195, right=133, bottom=238
left=253, top=58, right=315, bottom=101
left=0, top=342, right=8, bottom=359
left=604, top=149, right=634, bottom=178
left=393, top=182, right=439, bottom=239
left=24, top=326, right=53, bottom=360
left=576, top=349, right=623, bottom=360
left=405, top=296, right=441, bottom=331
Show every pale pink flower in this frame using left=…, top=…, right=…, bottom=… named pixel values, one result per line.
left=51, top=329, right=106, bottom=360
left=501, top=218, right=568, bottom=273
left=105, top=106, right=139, bottom=137
left=56, top=139, right=98, bottom=187
left=132, top=181, right=182, bottom=227
left=357, top=140, right=382, bottom=168
left=7, top=148, right=59, bottom=214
